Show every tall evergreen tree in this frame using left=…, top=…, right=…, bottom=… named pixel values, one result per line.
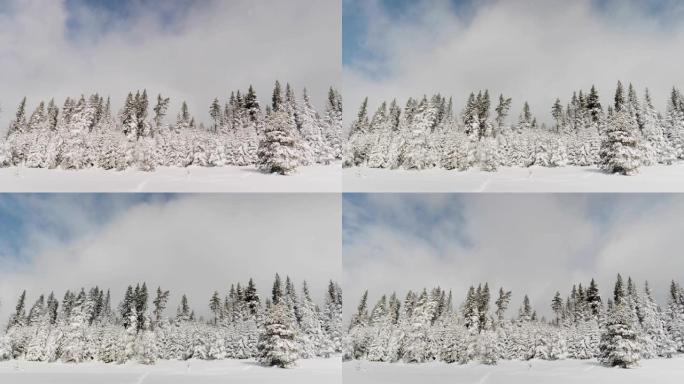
left=7, top=290, right=27, bottom=329
left=614, top=81, right=626, bottom=113
left=599, top=276, right=641, bottom=368
left=599, top=110, right=641, bottom=175
left=152, top=287, right=170, bottom=326
left=272, top=273, right=283, bottom=305
left=272, top=81, right=283, bottom=112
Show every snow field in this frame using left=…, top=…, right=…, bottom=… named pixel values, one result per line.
left=0, top=357, right=341, bottom=384
left=0, top=163, right=341, bottom=192
left=343, top=357, right=684, bottom=384
left=343, top=163, right=684, bottom=192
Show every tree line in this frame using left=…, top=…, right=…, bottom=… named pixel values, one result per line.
left=0, top=274, right=343, bottom=368
left=0, top=81, right=343, bottom=175
left=345, top=82, right=684, bottom=175
left=345, top=275, right=684, bottom=368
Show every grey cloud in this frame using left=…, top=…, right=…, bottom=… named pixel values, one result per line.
left=0, top=0, right=341, bottom=132
left=343, top=194, right=684, bottom=321
left=343, top=0, right=684, bottom=128
left=0, top=194, right=341, bottom=326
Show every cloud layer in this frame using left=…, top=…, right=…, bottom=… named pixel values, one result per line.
left=343, top=0, right=684, bottom=127
left=0, top=194, right=341, bottom=326
left=343, top=194, right=684, bottom=321
left=0, top=0, right=341, bottom=132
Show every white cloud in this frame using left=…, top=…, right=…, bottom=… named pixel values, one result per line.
left=0, top=194, right=341, bottom=326
left=343, top=194, right=684, bottom=321
left=343, top=0, right=684, bottom=128
left=0, top=0, right=341, bottom=132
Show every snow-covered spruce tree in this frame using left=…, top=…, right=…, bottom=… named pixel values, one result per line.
left=344, top=97, right=372, bottom=167
left=61, top=289, right=92, bottom=363
left=299, top=88, right=334, bottom=165
left=641, top=89, right=676, bottom=165
left=366, top=295, right=394, bottom=362
left=257, top=109, right=305, bottom=175
left=176, top=294, right=193, bottom=323
left=599, top=275, right=641, bottom=368
left=298, top=281, right=333, bottom=358
left=366, top=102, right=391, bottom=168
left=666, top=281, right=684, bottom=352
left=639, top=281, right=676, bottom=358
left=322, top=281, right=343, bottom=353
left=25, top=309, right=52, bottom=362
left=665, top=87, right=684, bottom=158
left=137, top=316, right=156, bottom=364
left=401, top=289, right=435, bottom=363
left=257, top=301, right=299, bottom=368
left=119, top=306, right=138, bottom=363
left=323, top=87, right=343, bottom=160
left=599, top=109, right=641, bottom=175
left=348, top=290, right=372, bottom=359
left=98, top=325, right=123, bottom=363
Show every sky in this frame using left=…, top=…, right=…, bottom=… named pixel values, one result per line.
left=342, top=0, right=684, bottom=127
left=0, top=0, right=341, bottom=133
left=343, top=193, right=684, bottom=322
left=0, top=194, right=341, bottom=327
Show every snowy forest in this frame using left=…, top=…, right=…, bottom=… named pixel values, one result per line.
left=344, top=275, right=684, bottom=369
left=0, top=275, right=342, bottom=368
left=344, top=82, right=684, bottom=175
left=0, top=81, right=342, bottom=175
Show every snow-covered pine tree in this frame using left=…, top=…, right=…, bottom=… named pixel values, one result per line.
left=7, top=291, right=27, bottom=330
left=209, top=98, right=223, bottom=133
left=491, top=288, right=511, bottom=328
left=257, top=109, right=305, bottom=174
left=152, top=94, right=170, bottom=132
left=599, top=109, right=641, bottom=175
left=494, top=94, right=512, bottom=135
left=665, top=87, right=684, bottom=158
left=666, top=281, right=684, bottom=352
left=344, top=98, right=371, bottom=167
left=399, top=97, right=437, bottom=169
left=516, top=102, right=534, bottom=134
left=298, top=88, right=333, bottom=164
left=639, top=281, right=676, bottom=358
left=176, top=294, right=192, bottom=323
left=298, top=281, right=332, bottom=358
left=323, top=87, right=343, bottom=160
left=119, top=306, right=138, bottom=363
left=244, top=278, right=261, bottom=319
left=175, top=101, right=192, bottom=132
left=599, top=275, right=641, bottom=368
left=138, top=316, right=156, bottom=364
left=323, top=280, right=343, bottom=353
left=61, top=289, right=92, bottom=363
left=7, top=97, right=28, bottom=137
left=257, top=301, right=299, bottom=368
left=152, top=287, right=169, bottom=327
left=518, top=295, right=533, bottom=323
left=366, top=295, right=394, bottom=362
left=25, top=308, right=51, bottom=362
left=368, top=101, right=396, bottom=168
left=401, top=289, right=436, bottom=363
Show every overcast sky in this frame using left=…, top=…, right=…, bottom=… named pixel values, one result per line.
left=0, top=0, right=340, bottom=133
left=0, top=194, right=341, bottom=327
left=343, top=0, right=684, bottom=127
left=343, top=193, right=684, bottom=322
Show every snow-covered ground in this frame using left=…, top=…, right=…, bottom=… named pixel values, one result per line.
left=344, top=163, right=684, bottom=192
left=343, top=357, right=684, bottom=384
left=0, top=163, right=341, bottom=192
left=0, top=357, right=340, bottom=384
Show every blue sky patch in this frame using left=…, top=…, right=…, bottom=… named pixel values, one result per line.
left=0, top=194, right=177, bottom=265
